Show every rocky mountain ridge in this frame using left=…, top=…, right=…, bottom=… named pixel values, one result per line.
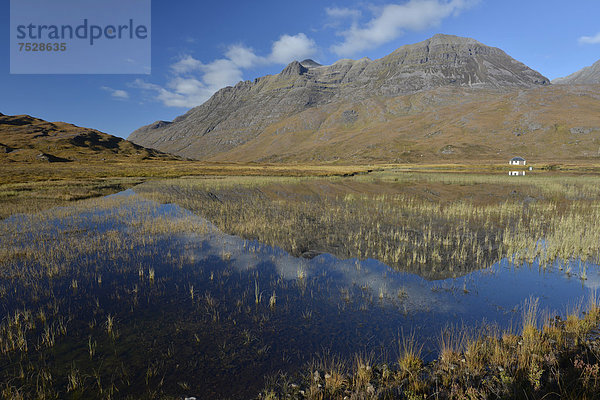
left=553, top=59, right=600, bottom=85
left=129, top=34, right=551, bottom=161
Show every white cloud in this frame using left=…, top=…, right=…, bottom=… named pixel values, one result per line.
left=170, top=55, right=203, bottom=74
left=131, top=78, right=211, bottom=108
left=167, top=77, right=206, bottom=96
left=326, top=7, right=362, bottom=20
left=201, top=58, right=245, bottom=88
left=132, top=54, right=247, bottom=108
left=579, top=32, right=600, bottom=45
left=269, top=33, right=318, bottom=64
left=133, top=33, right=318, bottom=108
left=324, top=8, right=362, bottom=29
left=101, top=86, right=129, bottom=100
left=226, top=44, right=266, bottom=68
left=331, top=0, right=477, bottom=56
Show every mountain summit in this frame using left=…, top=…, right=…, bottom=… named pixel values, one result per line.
left=300, top=59, right=322, bottom=68
left=129, top=34, right=551, bottom=161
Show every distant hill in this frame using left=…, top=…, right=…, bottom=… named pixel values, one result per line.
left=129, top=33, right=574, bottom=163
left=0, top=113, right=177, bottom=163
left=553, top=59, right=600, bottom=85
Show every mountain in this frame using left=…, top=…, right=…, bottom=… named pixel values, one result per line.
left=128, top=34, right=592, bottom=163
left=300, top=59, right=322, bottom=68
left=0, top=113, right=177, bottom=162
left=553, top=59, right=600, bottom=85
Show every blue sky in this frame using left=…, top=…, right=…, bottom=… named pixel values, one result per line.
left=1, top=0, right=600, bottom=139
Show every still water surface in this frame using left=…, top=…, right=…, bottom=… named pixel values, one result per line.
left=0, top=190, right=597, bottom=398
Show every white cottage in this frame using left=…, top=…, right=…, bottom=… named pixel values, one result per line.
left=510, top=156, right=526, bottom=166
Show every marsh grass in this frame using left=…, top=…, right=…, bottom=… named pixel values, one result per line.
left=0, top=195, right=254, bottom=398
left=397, top=331, right=424, bottom=394
left=135, top=172, right=600, bottom=280
left=265, top=296, right=600, bottom=399
left=0, top=161, right=371, bottom=220
left=0, top=177, right=146, bottom=219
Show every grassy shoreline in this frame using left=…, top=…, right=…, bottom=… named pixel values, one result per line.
left=0, top=162, right=372, bottom=219
left=2, top=160, right=600, bottom=220
left=260, top=296, right=600, bottom=400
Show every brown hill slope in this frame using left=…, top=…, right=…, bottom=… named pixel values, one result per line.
left=0, top=113, right=177, bottom=163
left=129, top=34, right=553, bottom=162
left=210, top=84, right=600, bottom=164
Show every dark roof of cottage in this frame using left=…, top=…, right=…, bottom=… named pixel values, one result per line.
left=511, top=156, right=525, bottom=161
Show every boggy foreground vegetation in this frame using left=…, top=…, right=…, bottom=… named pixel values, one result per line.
left=2, top=195, right=370, bottom=399
left=261, top=297, right=600, bottom=399
left=2, top=171, right=600, bottom=399
left=137, top=172, right=600, bottom=398
left=135, top=172, right=600, bottom=280
left=0, top=197, right=221, bottom=399
left=0, top=193, right=460, bottom=399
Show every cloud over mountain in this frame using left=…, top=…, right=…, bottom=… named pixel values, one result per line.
left=330, top=0, right=478, bottom=56
left=134, top=33, right=318, bottom=108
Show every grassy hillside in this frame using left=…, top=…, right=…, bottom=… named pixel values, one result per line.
left=0, top=113, right=177, bottom=163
